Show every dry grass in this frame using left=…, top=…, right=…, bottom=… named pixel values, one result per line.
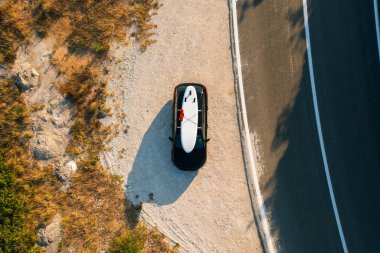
left=58, top=164, right=126, bottom=252
left=30, top=102, right=45, bottom=112
left=0, top=79, right=58, bottom=252
left=52, top=45, right=95, bottom=77
left=31, top=0, right=160, bottom=54
left=109, top=224, right=179, bottom=253
left=57, top=68, right=120, bottom=251
left=56, top=66, right=174, bottom=251
left=59, top=67, right=112, bottom=157
left=0, top=0, right=174, bottom=251
left=0, top=0, right=159, bottom=66
left=0, top=1, right=32, bottom=65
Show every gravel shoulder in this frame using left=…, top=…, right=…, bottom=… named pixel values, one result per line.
left=101, top=0, right=262, bottom=252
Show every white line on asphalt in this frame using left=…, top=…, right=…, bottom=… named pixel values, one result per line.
left=302, top=1, right=349, bottom=252
left=230, top=1, right=275, bottom=253
left=374, top=0, right=380, bottom=60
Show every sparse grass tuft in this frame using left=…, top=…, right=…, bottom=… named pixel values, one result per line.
left=108, top=226, right=146, bottom=253
left=109, top=224, right=179, bottom=253
left=30, top=102, right=45, bottom=112
left=59, top=67, right=111, bottom=159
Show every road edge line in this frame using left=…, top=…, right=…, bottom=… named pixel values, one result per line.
left=302, top=1, right=349, bottom=252
left=374, top=0, right=380, bottom=60
left=228, top=1, right=275, bottom=253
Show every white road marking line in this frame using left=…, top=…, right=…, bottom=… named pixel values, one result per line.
left=230, top=1, right=276, bottom=253
left=302, top=1, right=349, bottom=252
left=374, top=0, right=380, bottom=60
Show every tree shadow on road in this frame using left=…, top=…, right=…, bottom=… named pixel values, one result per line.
left=237, top=0, right=264, bottom=23
left=236, top=0, right=344, bottom=251
left=250, top=0, right=380, bottom=252
left=265, top=2, right=343, bottom=252
left=125, top=101, right=198, bottom=207
left=264, top=60, right=342, bottom=253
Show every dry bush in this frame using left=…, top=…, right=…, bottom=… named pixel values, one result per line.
left=109, top=224, right=179, bottom=253
left=30, top=102, right=45, bottom=112
left=130, top=0, right=160, bottom=52
left=0, top=1, right=32, bottom=65
left=59, top=67, right=112, bottom=157
left=58, top=163, right=125, bottom=252
left=31, top=0, right=160, bottom=54
left=31, top=0, right=65, bottom=37
left=52, top=45, right=95, bottom=77
left=0, top=0, right=160, bottom=65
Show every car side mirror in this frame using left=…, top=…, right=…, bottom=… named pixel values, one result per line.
left=206, top=138, right=210, bottom=142
left=169, top=136, right=174, bottom=141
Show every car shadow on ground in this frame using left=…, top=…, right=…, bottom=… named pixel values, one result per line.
left=125, top=101, right=198, bottom=207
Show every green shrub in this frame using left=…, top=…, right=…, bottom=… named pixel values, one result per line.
left=108, top=227, right=146, bottom=253
left=0, top=79, right=51, bottom=253
left=0, top=155, right=42, bottom=253
left=108, top=225, right=179, bottom=253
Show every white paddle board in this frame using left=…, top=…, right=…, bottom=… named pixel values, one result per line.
left=181, top=86, right=198, bottom=153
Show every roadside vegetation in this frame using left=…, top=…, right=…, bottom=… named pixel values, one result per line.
left=0, top=1, right=31, bottom=65
left=0, top=78, right=62, bottom=252
left=109, top=224, right=178, bottom=253
left=32, top=0, right=158, bottom=53
left=0, top=79, right=46, bottom=252
left=0, top=0, right=158, bottom=66
left=0, top=0, right=177, bottom=252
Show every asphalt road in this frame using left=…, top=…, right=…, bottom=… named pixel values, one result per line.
left=237, top=0, right=380, bottom=252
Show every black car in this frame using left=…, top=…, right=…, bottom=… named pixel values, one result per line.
left=169, top=83, right=209, bottom=170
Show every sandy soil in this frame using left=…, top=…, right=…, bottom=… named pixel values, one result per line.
left=101, top=0, right=262, bottom=252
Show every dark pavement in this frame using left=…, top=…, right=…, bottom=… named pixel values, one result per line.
left=237, top=0, right=380, bottom=252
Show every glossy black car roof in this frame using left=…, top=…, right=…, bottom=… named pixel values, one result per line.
left=171, top=83, right=207, bottom=170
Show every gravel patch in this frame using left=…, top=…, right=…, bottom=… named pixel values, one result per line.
left=101, top=0, right=262, bottom=252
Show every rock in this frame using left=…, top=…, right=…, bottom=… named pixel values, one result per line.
left=31, top=68, right=39, bottom=77
left=33, top=146, right=54, bottom=160
left=59, top=181, right=73, bottom=192
left=0, top=65, right=9, bottom=80
left=32, top=130, right=67, bottom=161
left=55, top=160, right=77, bottom=182
left=96, top=111, right=107, bottom=119
left=13, top=63, right=39, bottom=91
left=37, top=213, right=62, bottom=253
left=32, top=121, right=44, bottom=132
